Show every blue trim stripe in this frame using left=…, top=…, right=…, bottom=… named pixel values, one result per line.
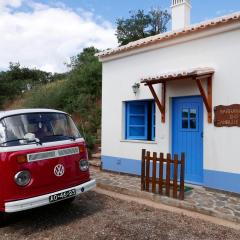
left=102, top=155, right=169, bottom=179
left=102, top=156, right=240, bottom=194
left=102, top=155, right=141, bottom=175
left=204, top=170, right=240, bottom=194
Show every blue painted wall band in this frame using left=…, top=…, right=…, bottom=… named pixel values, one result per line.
left=102, top=155, right=141, bottom=175
left=204, top=169, right=240, bottom=194
left=102, top=155, right=240, bottom=194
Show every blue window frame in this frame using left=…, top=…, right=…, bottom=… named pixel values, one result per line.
left=181, top=106, right=199, bottom=132
left=152, top=103, right=156, bottom=140
left=125, top=101, right=155, bottom=141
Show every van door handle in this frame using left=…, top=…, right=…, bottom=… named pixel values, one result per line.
left=201, top=132, right=204, bottom=138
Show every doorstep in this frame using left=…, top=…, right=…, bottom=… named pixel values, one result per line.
left=90, top=167, right=240, bottom=223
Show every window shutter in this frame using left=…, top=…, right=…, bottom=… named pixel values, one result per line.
left=126, top=102, right=148, bottom=140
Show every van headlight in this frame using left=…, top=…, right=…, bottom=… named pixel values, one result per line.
left=14, top=170, right=31, bottom=186
left=79, top=159, right=89, bottom=171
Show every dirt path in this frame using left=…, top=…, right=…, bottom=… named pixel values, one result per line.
left=95, top=188, right=240, bottom=230
left=1, top=190, right=240, bottom=240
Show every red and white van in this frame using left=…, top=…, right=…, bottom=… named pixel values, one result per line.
left=0, top=109, right=96, bottom=222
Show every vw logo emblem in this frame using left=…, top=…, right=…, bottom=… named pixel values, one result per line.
left=54, top=164, right=65, bottom=177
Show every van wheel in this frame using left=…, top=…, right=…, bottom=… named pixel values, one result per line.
left=0, top=212, right=7, bottom=227
left=63, top=197, right=76, bottom=204
left=58, top=197, right=76, bottom=206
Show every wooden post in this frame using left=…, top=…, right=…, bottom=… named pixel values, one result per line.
left=207, top=77, right=212, bottom=123
left=161, top=82, right=166, bottom=123
left=147, top=84, right=165, bottom=123
left=146, top=151, right=150, bottom=192
left=141, top=150, right=185, bottom=201
left=179, top=153, right=185, bottom=200
left=173, top=154, right=178, bottom=199
left=152, top=152, right=157, bottom=193
left=166, top=153, right=171, bottom=197
left=159, top=153, right=164, bottom=195
left=141, top=149, right=146, bottom=191
left=195, top=76, right=213, bottom=123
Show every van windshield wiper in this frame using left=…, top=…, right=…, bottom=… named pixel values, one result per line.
left=0, top=138, right=42, bottom=146
left=42, top=135, right=76, bottom=141
left=66, top=135, right=76, bottom=141
left=57, top=135, right=76, bottom=141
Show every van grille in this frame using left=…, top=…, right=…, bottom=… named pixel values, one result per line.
left=28, top=151, right=56, bottom=162
left=27, top=147, right=80, bottom=162
left=58, top=147, right=79, bottom=157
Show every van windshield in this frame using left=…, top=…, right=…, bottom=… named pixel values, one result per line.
left=0, top=112, right=81, bottom=147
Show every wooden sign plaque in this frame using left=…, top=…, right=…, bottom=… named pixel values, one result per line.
left=214, top=104, right=240, bottom=127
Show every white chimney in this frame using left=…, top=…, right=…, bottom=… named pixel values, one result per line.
left=171, top=0, right=191, bottom=31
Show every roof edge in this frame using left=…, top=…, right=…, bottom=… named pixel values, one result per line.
left=97, top=11, right=240, bottom=60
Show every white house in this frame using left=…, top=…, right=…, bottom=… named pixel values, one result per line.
left=97, top=0, right=240, bottom=194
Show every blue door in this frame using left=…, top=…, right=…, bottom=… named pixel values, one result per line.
left=172, top=96, right=203, bottom=184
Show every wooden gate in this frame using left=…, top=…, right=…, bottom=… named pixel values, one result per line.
left=141, top=149, right=185, bottom=200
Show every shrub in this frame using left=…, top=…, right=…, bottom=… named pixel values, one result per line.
left=11, top=47, right=102, bottom=154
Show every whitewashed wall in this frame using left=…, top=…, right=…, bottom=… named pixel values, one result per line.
left=101, top=25, right=240, bottom=176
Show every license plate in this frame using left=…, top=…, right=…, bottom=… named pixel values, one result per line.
left=49, top=189, right=76, bottom=203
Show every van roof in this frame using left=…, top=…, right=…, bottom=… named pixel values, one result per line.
left=0, top=109, right=68, bottom=119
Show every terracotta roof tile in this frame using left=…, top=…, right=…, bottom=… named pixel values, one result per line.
left=141, top=67, right=215, bottom=84
left=97, top=12, right=240, bottom=59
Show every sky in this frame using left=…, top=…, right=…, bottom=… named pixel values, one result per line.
left=0, top=0, right=239, bottom=73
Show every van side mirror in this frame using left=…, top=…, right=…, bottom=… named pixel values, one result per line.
left=24, top=133, right=36, bottom=141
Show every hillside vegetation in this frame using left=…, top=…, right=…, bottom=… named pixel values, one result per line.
left=2, top=47, right=101, bottom=152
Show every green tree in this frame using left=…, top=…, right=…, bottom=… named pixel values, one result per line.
left=19, top=47, right=102, bottom=153
left=0, top=62, right=54, bottom=108
left=64, top=47, right=102, bottom=150
left=62, top=47, right=101, bottom=113
left=116, top=8, right=171, bottom=46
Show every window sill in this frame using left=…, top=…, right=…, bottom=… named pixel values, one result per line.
left=120, top=139, right=158, bottom=144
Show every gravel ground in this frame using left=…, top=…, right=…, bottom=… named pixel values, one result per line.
left=1, top=191, right=240, bottom=240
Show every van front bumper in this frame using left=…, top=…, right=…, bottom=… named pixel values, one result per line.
left=5, top=179, right=96, bottom=213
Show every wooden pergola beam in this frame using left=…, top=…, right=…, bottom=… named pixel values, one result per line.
left=142, top=71, right=214, bottom=124
left=142, top=74, right=214, bottom=86
left=147, top=84, right=166, bottom=123
left=195, top=76, right=213, bottom=123
left=195, top=78, right=211, bottom=112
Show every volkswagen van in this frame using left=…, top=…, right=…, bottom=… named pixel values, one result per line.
left=0, top=109, right=96, bottom=222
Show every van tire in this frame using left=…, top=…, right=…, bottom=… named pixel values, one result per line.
left=0, top=212, right=7, bottom=227
left=57, top=197, right=76, bottom=206
left=63, top=197, right=76, bottom=204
